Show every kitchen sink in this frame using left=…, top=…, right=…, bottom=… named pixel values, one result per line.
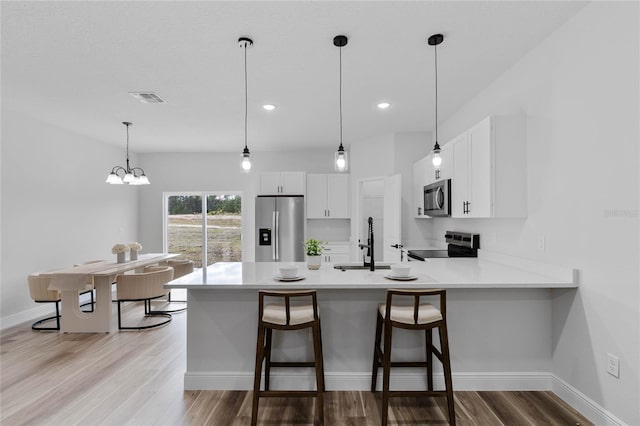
left=333, top=263, right=391, bottom=270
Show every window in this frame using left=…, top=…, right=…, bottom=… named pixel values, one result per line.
left=164, top=193, right=242, bottom=268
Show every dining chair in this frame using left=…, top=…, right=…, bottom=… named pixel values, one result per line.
left=114, top=266, right=174, bottom=330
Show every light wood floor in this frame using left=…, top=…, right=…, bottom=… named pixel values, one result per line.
left=1, top=300, right=592, bottom=426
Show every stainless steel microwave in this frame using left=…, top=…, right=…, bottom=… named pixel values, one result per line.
left=424, top=179, right=451, bottom=217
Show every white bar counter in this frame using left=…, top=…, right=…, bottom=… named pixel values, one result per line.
left=167, top=255, right=577, bottom=391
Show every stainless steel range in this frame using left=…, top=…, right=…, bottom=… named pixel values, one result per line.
left=408, top=231, right=480, bottom=260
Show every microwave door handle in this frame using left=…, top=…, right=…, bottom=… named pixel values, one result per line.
left=436, top=187, right=444, bottom=209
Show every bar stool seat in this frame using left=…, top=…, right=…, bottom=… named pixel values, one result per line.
left=252, top=290, right=325, bottom=426
left=263, top=303, right=316, bottom=325
left=378, top=302, right=442, bottom=324
left=372, top=289, right=456, bottom=426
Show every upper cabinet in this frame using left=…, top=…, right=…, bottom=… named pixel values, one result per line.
left=412, top=156, right=429, bottom=218
left=307, top=174, right=350, bottom=219
left=259, top=172, right=306, bottom=195
left=451, top=115, right=527, bottom=218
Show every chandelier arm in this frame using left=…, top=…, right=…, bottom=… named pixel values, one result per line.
left=111, top=166, right=127, bottom=176
left=130, top=167, right=146, bottom=177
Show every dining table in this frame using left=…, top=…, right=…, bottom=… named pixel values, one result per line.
left=42, top=253, right=179, bottom=333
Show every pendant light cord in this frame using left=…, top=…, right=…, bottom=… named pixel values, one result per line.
left=339, top=45, right=343, bottom=149
left=125, top=122, right=130, bottom=172
left=244, top=44, right=248, bottom=151
left=434, top=42, right=438, bottom=143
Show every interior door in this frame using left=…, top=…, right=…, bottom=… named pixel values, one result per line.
left=383, top=174, right=402, bottom=262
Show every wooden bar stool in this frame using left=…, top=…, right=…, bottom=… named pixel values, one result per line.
left=371, top=289, right=455, bottom=426
left=251, top=290, right=325, bottom=426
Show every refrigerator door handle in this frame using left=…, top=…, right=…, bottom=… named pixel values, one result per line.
left=271, top=211, right=277, bottom=260
left=274, top=210, right=280, bottom=260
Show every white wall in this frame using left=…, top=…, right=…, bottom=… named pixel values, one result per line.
left=0, top=109, right=138, bottom=327
left=424, top=3, right=639, bottom=423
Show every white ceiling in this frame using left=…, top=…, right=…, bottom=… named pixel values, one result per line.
left=2, top=1, right=586, bottom=153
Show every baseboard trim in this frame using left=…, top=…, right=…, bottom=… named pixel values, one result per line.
left=184, top=371, right=625, bottom=425
left=551, top=374, right=627, bottom=426
left=184, top=370, right=551, bottom=391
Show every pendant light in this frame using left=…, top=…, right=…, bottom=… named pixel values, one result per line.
left=333, top=35, right=348, bottom=172
left=239, top=37, right=253, bottom=173
left=105, top=122, right=150, bottom=185
left=428, top=33, right=444, bottom=170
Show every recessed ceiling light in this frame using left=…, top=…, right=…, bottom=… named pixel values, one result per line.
left=262, top=104, right=276, bottom=111
left=377, top=102, right=391, bottom=110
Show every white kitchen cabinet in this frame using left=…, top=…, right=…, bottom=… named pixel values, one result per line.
left=451, top=115, right=527, bottom=218
left=412, top=156, right=429, bottom=218
left=259, top=172, right=306, bottom=195
left=322, top=242, right=350, bottom=264
left=306, top=174, right=350, bottom=219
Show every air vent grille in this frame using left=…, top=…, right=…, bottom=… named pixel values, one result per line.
left=129, top=92, right=167, bottom=104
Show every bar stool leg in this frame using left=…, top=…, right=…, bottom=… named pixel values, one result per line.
left=311, top=321, right=325, bottom=425
left=371, top=312, right=383, bottom=392
left=381, top=321, right=393, bottom=426
left=317, top=319, right=326, bottom=392
left=264, top=328, right=273, bottom=391
left=251, top=324, right=266, bottom=426
left=426, top=328, right=434, bottom=391
left=439, top=323, right=456, bottom=426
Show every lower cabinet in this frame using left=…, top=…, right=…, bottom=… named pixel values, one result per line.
left=323, top=243, right=349, bottom=264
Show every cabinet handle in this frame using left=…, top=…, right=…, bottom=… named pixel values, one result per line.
left=327, top=209, right=330, bottom=217
left=418, top=207, right=422, bottom=216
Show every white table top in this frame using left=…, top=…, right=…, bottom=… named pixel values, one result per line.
left=43, top=253, right=179, bottom=290
left=166, top=257, right=578, bottom=290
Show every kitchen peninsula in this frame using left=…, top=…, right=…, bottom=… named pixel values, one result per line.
left=168, top=254, right=577, bottom=391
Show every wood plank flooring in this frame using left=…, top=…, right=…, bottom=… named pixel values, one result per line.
left=1, top=300, right=592, bottom=425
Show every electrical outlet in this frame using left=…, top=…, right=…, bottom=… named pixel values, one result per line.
left=607, top=353, right=620, bottom=378
left=537, top=235, right=545, bottom=251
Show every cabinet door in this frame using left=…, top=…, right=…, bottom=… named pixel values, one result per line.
left=438, top=143, right=454, bottom=181
left=259, top=173, right=282, bottom=195
left=281, top=172, right=305, bottom=195
left=413, top=156, right=429, bottom=217
left=326, top=174, right=350, bottom=218
left=468, top=117, right=492, bottom=217
left=451, top=132, right=469, bottom=218
left=306, top=174, right=327, bottom=218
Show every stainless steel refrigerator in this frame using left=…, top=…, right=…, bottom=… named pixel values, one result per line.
left=255, top=195, right=305, bottom=262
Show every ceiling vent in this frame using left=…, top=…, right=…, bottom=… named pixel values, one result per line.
left=128, top=92, right=167, bottom=104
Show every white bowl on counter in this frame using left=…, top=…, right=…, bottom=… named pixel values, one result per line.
left=279, top=265, right=299, bottom=278
left=390, top=264, right=412, bottom=278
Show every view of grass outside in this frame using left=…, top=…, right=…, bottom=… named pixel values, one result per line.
left=167, top=194, right=242, bottom=268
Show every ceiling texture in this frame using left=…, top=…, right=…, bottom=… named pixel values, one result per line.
left=2, top=1, right=586, bottom=153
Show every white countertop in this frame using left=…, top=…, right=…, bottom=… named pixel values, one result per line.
left=166, top=255, right=578, bottom=290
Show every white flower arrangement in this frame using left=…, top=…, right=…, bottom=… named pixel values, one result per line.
left=112, top=244, right=129, bottom=254
left=127, top=242, right=143, bottom=252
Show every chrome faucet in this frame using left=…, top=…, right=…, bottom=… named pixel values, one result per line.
left=358, top=217, right=375, bottom=271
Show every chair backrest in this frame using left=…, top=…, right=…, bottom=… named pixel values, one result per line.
left=167, top=259, right=194, bottom=279
left=116, top=266, right=174, bottom=301
left=28, top=273, right=60, bottom=302
left=259, top=290, right=319, bottom=326
left=385, top=288, right=446, bottom=325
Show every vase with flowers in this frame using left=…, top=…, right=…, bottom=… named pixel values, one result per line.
left=112, top=244, right=128, bottom=263
left=303, top=238, right=325, bottom=270
left=128, top=242, right=143, bottom=261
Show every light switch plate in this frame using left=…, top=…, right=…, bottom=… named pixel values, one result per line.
left=607, top=353, right=620, bottom=378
